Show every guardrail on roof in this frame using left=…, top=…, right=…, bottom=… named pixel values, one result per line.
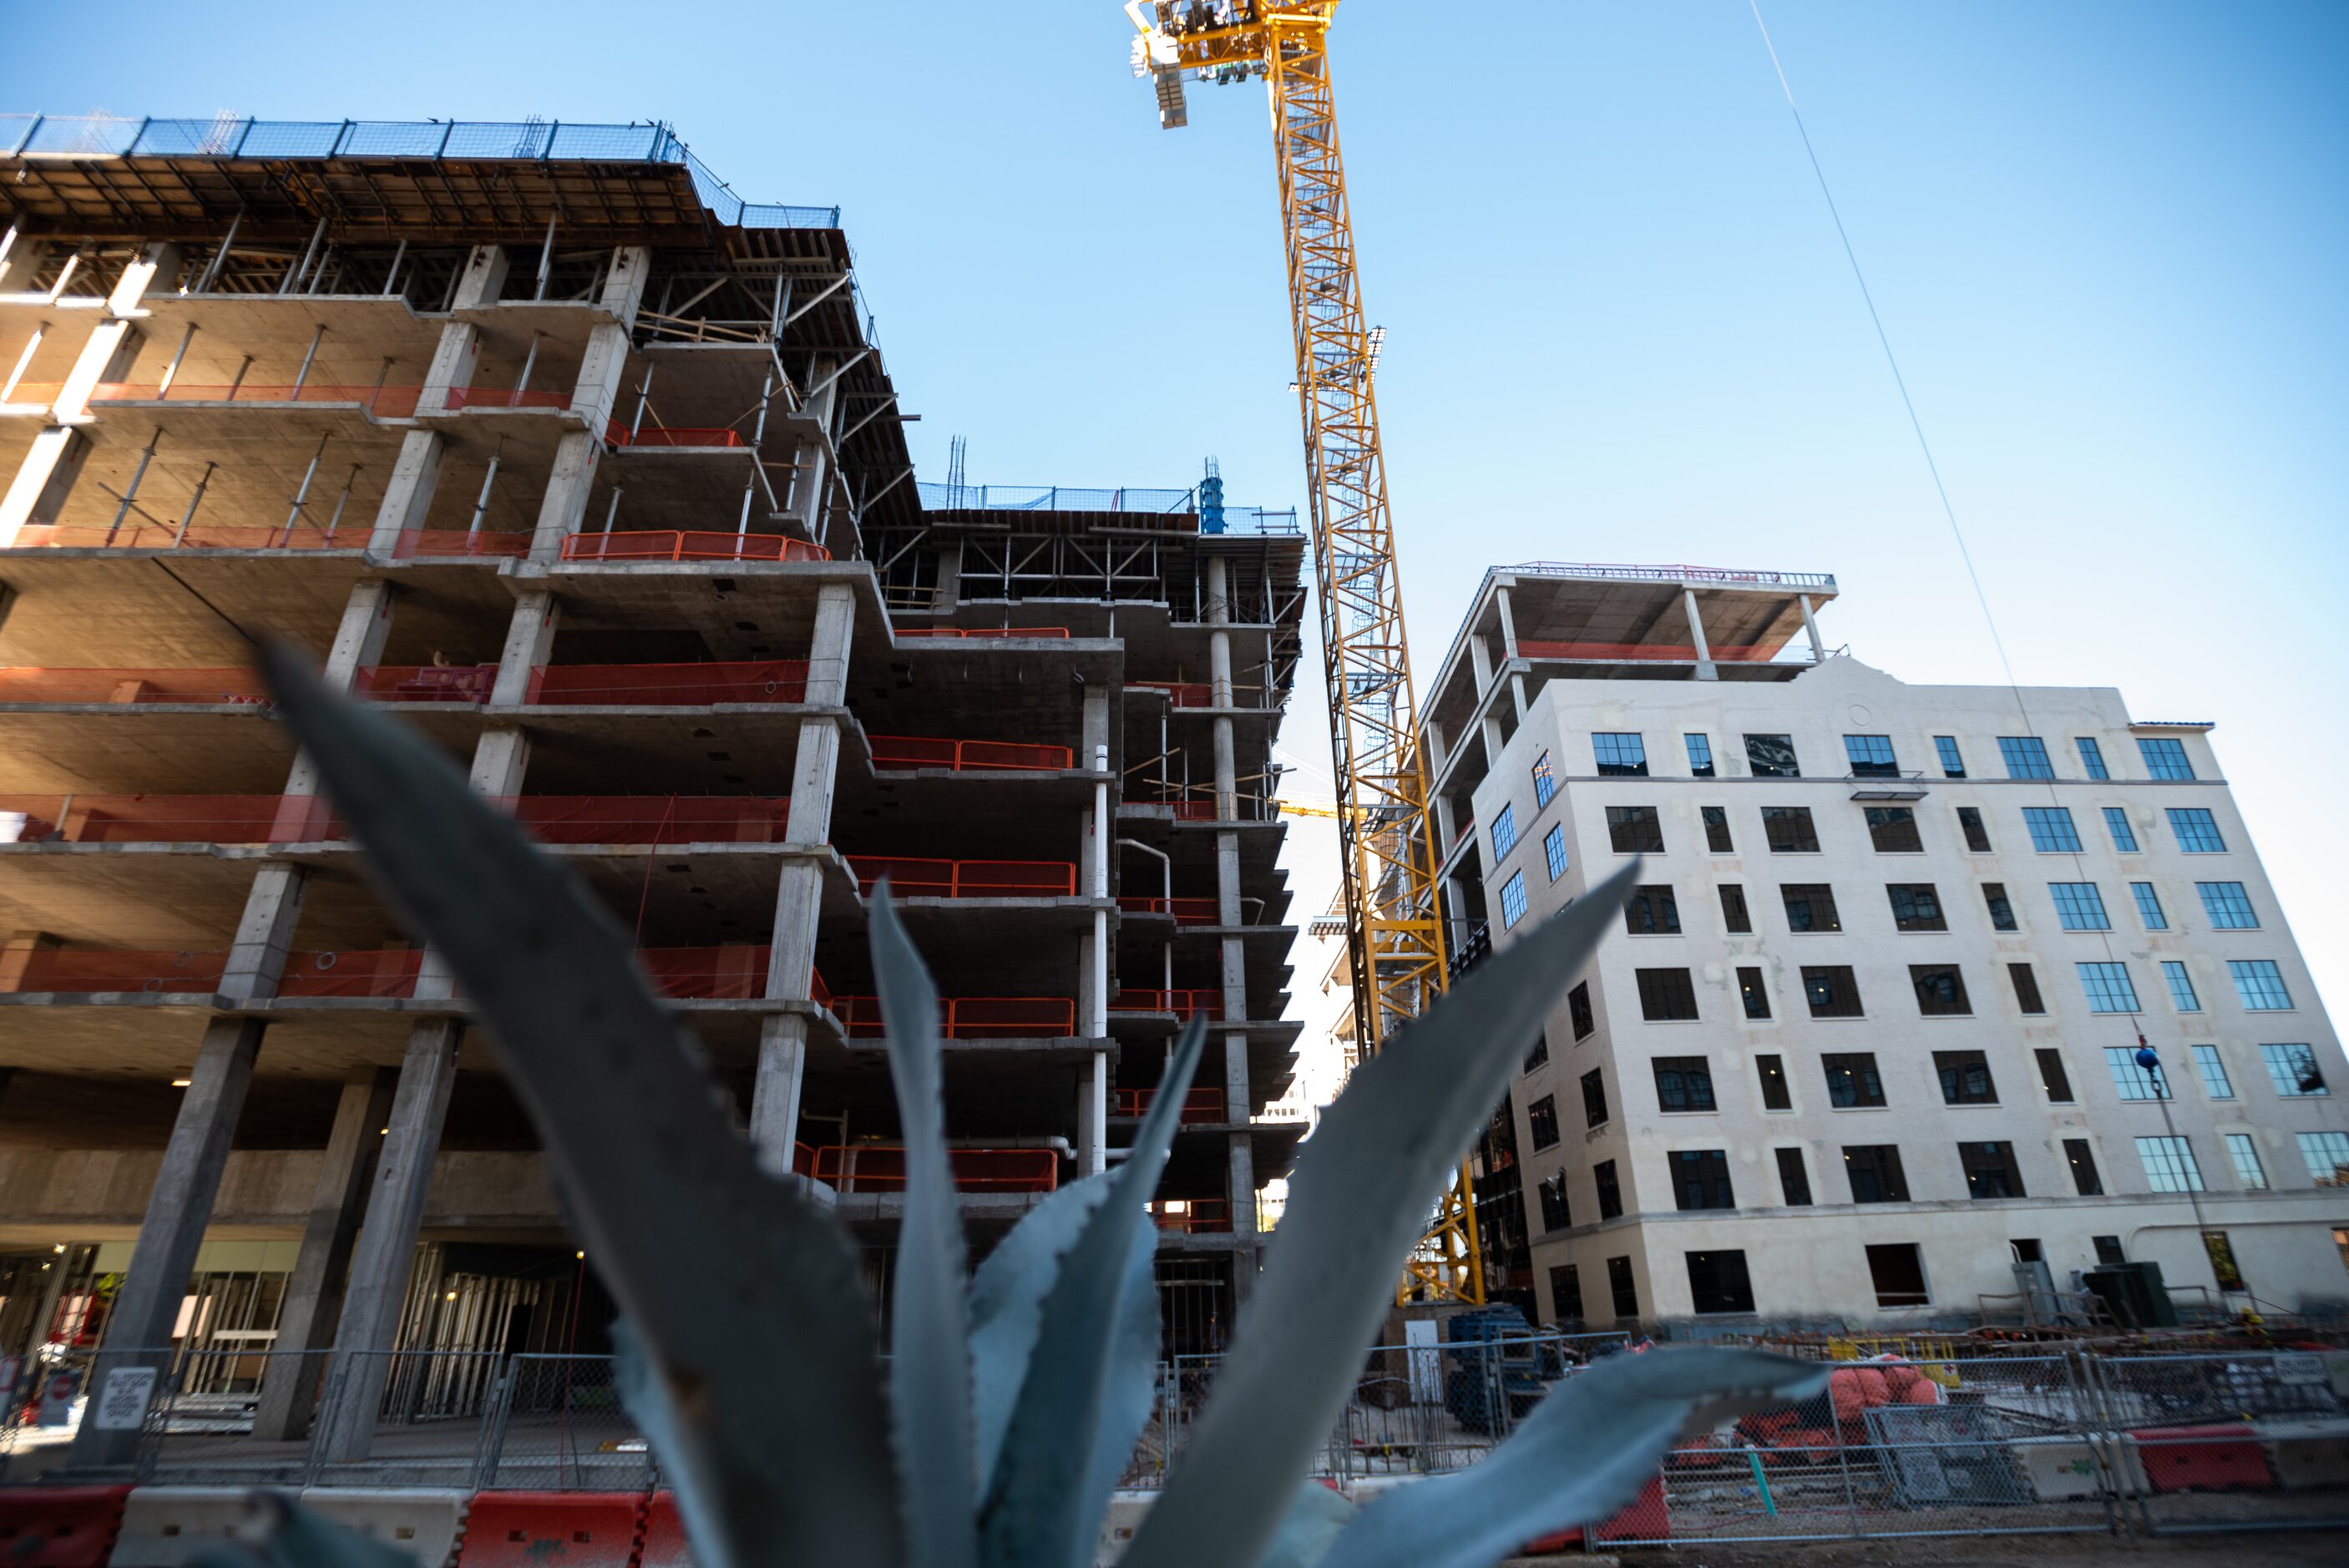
left=1506, top=561, right=1837, bottom=590
left=0, top=114, right=840, bottom=230
left=916, top=483, right=1299, bottom=534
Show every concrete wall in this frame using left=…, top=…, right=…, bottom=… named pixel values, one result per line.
left=0, top=1148, right=558, bottom=1235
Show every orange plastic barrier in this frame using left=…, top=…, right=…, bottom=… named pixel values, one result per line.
left=1116, top=895, right=1218, bottom=924
left=454, top=1492, right=642, bottom=1568
left=89, top=382, right=423, bottom=417
left=351, top=665, right=496, bottom=703
left=810, top=1145, right=1060, bottom=1194
left=277, top=948, right=425, bottom=999
left=524, top=660, right=809, bottom=706
left=1126, top=681, right=1214, bottom=707
left=2, top=950, right=226, bottom=994
left=559, top=530, right=828, bottom=564
left=635, top=1494, right=690, bottom=1568
left=637, top=946, right=772, bottom=1000
left=0, top=1485, right=133, bottom=1568
left=1111, top=989, right=1223, bottom=1020
left=604, top=422, right=746, bottom=448
left=445, top=387, right=573, bottom=412
left=848, top=857, right=1076, bottom=898
left=828, top=995, right=1076, bottom=1039
left=0, top=668, right=276, bottom=705
left=1517, top=638, right=1778, bottom=665
left=0, top=793, right=340, bottom=844
left=1148, top=1199, right=1232, bottom=1234
left=894, top=625, right=1071, bottom=640
left=867, top=736, right=1073, bottom=772
left=1111, top=1087, right=1228, bottom=1123
left=392, top=529, right=534, bottom=559
left=7, top=524, right=369, bottom=552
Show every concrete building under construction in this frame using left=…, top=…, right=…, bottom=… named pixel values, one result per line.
left=0, top=114, right=1305, bottom=1462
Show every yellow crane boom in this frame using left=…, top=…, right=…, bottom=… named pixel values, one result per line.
left=1126, top=0, right=1480, bottom=1303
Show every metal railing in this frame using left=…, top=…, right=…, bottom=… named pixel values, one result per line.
left=867, top=736, right=1074, bottom=772
left=1507, top=561, right=1838, bottom=590
left=559, top=530, right=829, bottom=564
left=847, top=857, right=1076, bottom=898
left=0, top=793, right=790, bottom=846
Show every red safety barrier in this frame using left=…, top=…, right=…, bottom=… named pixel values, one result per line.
left=867, top=736, right=1073, bottom=772
left=2, top=949, right=226, bottom=994
left=276, top=948, right=425, bottom=999
left=1516, top=638, right=1779, bottom=665
left=455, top=1492, right=643, bottom=1568
left=1111, top=988, right=1223, bottom=1019
left=1127, top=681, right=1215, bottom=708
left=635, top=1494, right=691, bottom=1568
left=1148, top=1199, right=1231, bottom=1234
left=1161, top=800, right=1221, bottom=821
left=524, top=660, right=810, bottom=706
left=446, top=386, right=574, bottom=412
left=604, top=421, right=747, bottom=448
left=0, top=793, right=341, bottom=844
left=0, top=667, right=276, bottom=705
left=827, top=995, right=1076, bottom=1039
left=506, top=796, right=790, bottom=845
left=810, top=1145, right=1060, bottom=1194
left=392, top=529, right=535, bottom=559
left=1116, top=895, right=1219, bottom=924
left=1520, top=1474, right=1670, bottom=1550
left=894, top=625, right=1071, bottom=640
left=6, top=524, right=370, bottom=552
left=351, top=665, right=497, bottom=703
left=559, top=530, right=828, bottom=564
left=2134, top=1424, right=2275, bottom=1493
left=0, top=1485, right=133, bottom=1568
left=638, top=946, right=772, bottom=1000
left=1111, top=1086, right=1228, bottom=1123
left=848, top=857, right=1076, bottom=898
left=89, top=382, right=423, bottom=417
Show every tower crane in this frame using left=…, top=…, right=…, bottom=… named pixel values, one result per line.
left=1124, top=1, right=1480, bottom=1302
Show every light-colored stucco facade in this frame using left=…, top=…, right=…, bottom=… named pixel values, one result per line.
left=1426, top=566, right=2349, bottom=1331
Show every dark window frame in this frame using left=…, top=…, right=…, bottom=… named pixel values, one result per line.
left=1762, top=806, right=1820, bottom=853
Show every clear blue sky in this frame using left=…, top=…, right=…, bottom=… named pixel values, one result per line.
left=8, top=2, right=2344, bottom=1022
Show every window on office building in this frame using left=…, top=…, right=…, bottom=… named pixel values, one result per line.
left=1866, top=1243, right=1929, bottom=1306
left=2036, top=1049, right=2074, bottom=1103
left=1999, top=736, right=2055, bottom=779
left=1957, top=806, right=1992, bottom=852
left=1737, top=965, right=1771, bottom=1019
left=1719, top=883, right=1753, bottom=933
left=1568, top=981, right=1594, bottom=1039
left=2130, top=882, right=2168, bottom=931
left=1684, top=733, right=1716, bottom=777
left=1523, top=1029, right=1550, bottom=1074
left=2162, top=960, right=2201, bottom=1013
left=1500, top=871, right=1528, bottom=929
left=2105, top=1046, right=2169, bottom=1100
left=2136, top=1136, right=2205, bottom=1193
left=1625, top=884, right=1682, bottom=935
left=1670, top=1150, right=1735, bottom=1211
left=1531, top=751, right=1557, bottom=807
left=1776, top=1146, right=1813, bottom=1204
left=1844, top=1146, right=1911, bottom=1203
left=1934, top=736, right=1967, bottom=777
left=2065, top=1138, right=2104, bottom=1196
left=1636, top=968, right=1699, bottom=1021
left=1526, top=1094, right=1559, bottom=1151
left=2078, top=962, right=2141, bottom=1014
left=2103, top=807, right=2139, bottom=852
left=2024, top=807, right=2083, bottom=852
left=2226, top=1134, right=2268, bottom=1191
left=2230, top=959, right=2293, bottom=1011
left=1593, top=732, right=1648, bottom=776
left=1911, top=964, right=1972, bottom=1015
left=1491, top=802, right=1518, bottom=858
left=1935, top=1050, right=1997, bottom=1105
left=1756, top=1054, right=1792, bottom=1110
left=1548, top=1263, right=1584, bottom=1323
left=2296, top=1132, right=2349, bottom=1186
left=1845, top=735, right=1898, bottom=776
left=2196, top=882, right=2257, bottom=928
left=2009, top=962, right=2048, bottom=1015
left=1823, top=1054, right=1886, bottom=1108
left=2261, top=1043, right=2328, bottom=1098
left=2049, top=882, right=2112, bottom=931
left=1595, top=1161, right=1623, bottom=1220
left=2138, top=737, right=2195, bottom=780
left=1960, top=1141, right=2026, bottom=1199
left=1702, top=805, right=1734, bottom=853
left=1543, top=823, right=1569, bottom=881
left=1866, top=807, right=1923, bottom=852
left=1887, top=883, right=1947, bottom=932
left=1745, top=733, right=1800, bottom=777
left=2074, top=736, right=2110, bottom=779
left=1607, top=1255, right=1638, bottom=1318
left=1653, top=1057, right=1718, bottom=1113
left=1762, top=806, right=1820, bottom=852
left=1780, top=883, right=1841, bottom=933
left=1685, top=1250, right=1755, bottom=1314
left=1802, top=966, right=1864, bottom=1018
left=1982, top=883, right=2018, bottom=930
left=2167, top=807, right=2226, bottom=852
left=1607, top=805, right=1663, bottom=853
left=2191, top=1044, right=2234, bottom=1099
left=1581, top=1068, right=1608, bottom=1128
left=1537, top=1171, right=1570, bottom=1232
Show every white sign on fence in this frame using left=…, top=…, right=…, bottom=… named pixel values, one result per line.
left=92, top=1365, right=158, bottom=1431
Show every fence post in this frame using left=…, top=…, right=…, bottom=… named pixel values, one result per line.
left=1830, top=1361, right=1863, bottom=1539
left=304, top=1354, right=348, bottom=1485
left=471, top=1355, right=519, bottom=1491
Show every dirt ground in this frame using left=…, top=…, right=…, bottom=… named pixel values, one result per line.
left=1575, top=1532, right=2346, bottom=1568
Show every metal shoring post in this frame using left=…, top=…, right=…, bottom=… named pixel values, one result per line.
left=467, top=439, right=504, bottom=539
left=173, top=463, right=216, bottom=546
left=281, top=215, right=327, bottom=295
left=325, top=463, right=364, bottom=537
left=368, top=356, right=393, bottom=415
left=108, top=428, right=163, bottom=543
left=291, top=324, right=326, bottom=398
left=195, top=210, right=242, bottom=293
left=225, top=354, right=253, bottom=402
left=533, top=210, right=557, bottom=301
left=281, top=433, right=329, bottom=544
left=600, top=487, right=623, bottom=534
left=514, top=331, right=542, bottom=402
left=1, top=323, right=42, bottom=402
left=383, top=239, right=408, bottom=298
left=628, top=366, right=653, bottom=441
left=155, top=323, right=197, bottom=397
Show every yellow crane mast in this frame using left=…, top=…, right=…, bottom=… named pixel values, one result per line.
left=1124, top=0, right=1480, bottom=1303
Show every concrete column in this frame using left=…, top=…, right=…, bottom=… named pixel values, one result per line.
left=250, top=1068, right=396, bottom=1440
left=789, top=357, right=839, bottom=537
left=1078, top=1052, right=1107, bottom=1177
left=528, top=431, right=602, bottom=561
left=1799, top=594, right=1826, bottom=662
left=1682, top=588, right=1718, bottom=682
left=933, top=541, right=962, bottom=609
left=489, top=588, right=559, bottom=706
left=1466, top=633, right=1493, bottom=697
left=416, top=247, right=507, bottom=416
left=1432, top=794, right=1457, bottom=852
left=749, top=1014, right=810, bottom=1175
left=804, top=583, right=855, bottom=707
left=1480, top=708, right=1505, bottom=765
left=1493, top=584, right=1519, bottom=660
left=316, top=1019, right=461, bottom=1464
left=1425, top=719, right=1448, bottom=774
left=0, top=233, right=52, bottom=293
left=1508, top=670, right=1528, bottom=722
left=367, top=430, right=446, bottom=551
left=569, top=247, right=649, bottom=431
left=69, top=1017, right=262, bottom=1468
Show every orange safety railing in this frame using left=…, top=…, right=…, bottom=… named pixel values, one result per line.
left=604, top=421, right=747, bottom=448
left=276, top=948, right=426, bottom=999
left=6, top=523, right=371, bottom=552
left=1147, top=1199, right=1233, bottom=1234
left=0, top=794, right=788, bottom=846
left=446, top=386, right=574, bottom=412
left=0, top=382, right=66, bottom=406
left=351, top=665, right=496, bottom=703
left=392, top=529, right=535, bottom=559
left=867, top=736, right=1074, bottom=772
left=1126, top=681, right=1215, bottom=708
left=1110, top=989, right=1223, bottom=1019
left=89, top=382, right=424, bottom=418
left=0, top=668, right=276, bottom=705
left=637, top=945, right=772, bottom=1000
left=1111, top=1086, right=1228, bottom=1124
left=826, top=995, right=1077, bottom=1039
left=560, top=530, right=829, bottom=564
left=524, top=660, right=810, bottom=706
left=848, top=858, right=1076, bottom=898
left=1516, top=638, right=1783, bottom=665
left=1116, top=895, right=1219, bottom=925
left=1, top=948, right=228, bottom=994
left=809, top=1145, right=1060, bottom=1195
left=1162, top=800, right=1222, bottom=822
left=894, top=626, right=1072, bottom=640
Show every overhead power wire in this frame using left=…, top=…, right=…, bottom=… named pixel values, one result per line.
left=1747, top=3, right=2227, bottom=1277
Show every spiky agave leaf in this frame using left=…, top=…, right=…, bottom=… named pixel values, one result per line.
left=257, top=645, right=899, bottom=1568
left=1122, top=862, right=1645, bottom=1568
left=968, top=1177, right=1115, bottom=1488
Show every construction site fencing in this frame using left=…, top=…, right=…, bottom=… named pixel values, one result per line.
left=351, top=665, right=497, bottom=703
left=1110, top=989, right=1223, bottom=1020
left=603, top=422, right=745, bottom=448
left=635, top=946, right=771, bottom=1001
left=919, top=483, right=1199, bottom=514
left=1111, top=1087, right=1228, bottom=1123
left=867, top=736, right=1074, bottom=772
left=1508, top=561, right=1840, bottom=591
left=827, top=994, right=1077, bottom=1039
left=848, top=857, right=1076, bottom=898
left=809, top=1146, right=1060, bottom=1196
left=0, top=794, right=791, bottom=847
left=559, top=530, right=829, bottom=564
left=392, top=529, right=534, bottom=559
left=88, top=382, right=424, bottom=418
left=894, top=625, right=1073, bottom=640
left=1116, top=894, right=1220, bottom=924
left=523, top=660, right=810, bottom=706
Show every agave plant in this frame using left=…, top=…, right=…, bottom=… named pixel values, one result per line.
left=244, top=645, right=1825, bottom=1568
